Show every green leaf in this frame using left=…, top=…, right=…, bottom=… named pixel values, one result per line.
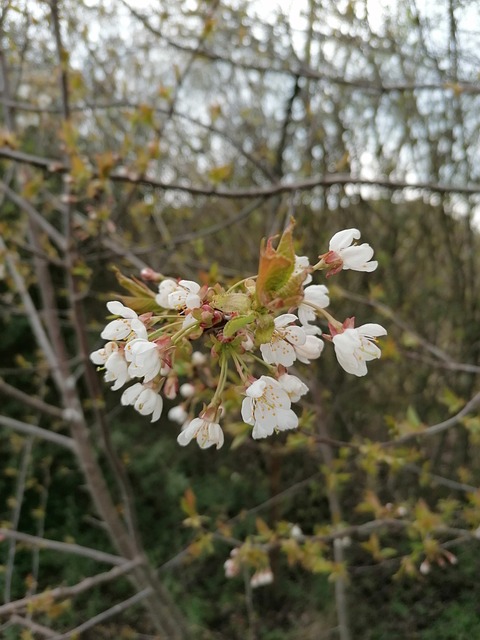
left=223, top=313, right=255, bottom=338
left=255, top=219, right=296, bottom=306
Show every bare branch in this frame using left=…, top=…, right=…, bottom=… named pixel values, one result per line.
left=0, top=180, right=67, bottom=251
left=3, top=437, right=33, bottom=603
left=49, top=0, right=70, bottom=121
left=50, top=587, right=153, bottom=640
left=386, top=391, right=480, bottom=447
left=10, top=615, right=55, bottom=638
left=0, top=558, right=143, bottom=617
left=119, top=3, right=480, bottom=95
left=0, top=415, right=77, bottom=452
left=2, top=146, right=480, bottom=197
left=0, top=378, right=65, bottom=419
left=0, top=528, right=128, bottom=566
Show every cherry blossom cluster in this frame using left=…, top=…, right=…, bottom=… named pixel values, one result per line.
left=90, top=225, right=386, bottom=450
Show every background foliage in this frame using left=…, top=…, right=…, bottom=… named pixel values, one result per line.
left=1, top=0, right=480, bottom=638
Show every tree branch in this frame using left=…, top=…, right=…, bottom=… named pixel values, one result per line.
left=0, top=558, right=143, bottom=617
left=10, top=615, right=55, bottom=638
left=0, top=529, right=128, bottom=566
left=0, top=415, right=77, bottom=452
left=50, top=587, right=153, bottom=640
left=386, top=390, right=480, bottom=447
left=2, top=146, right=480, bottom=196
left=0, top=377, right=65, bottom=419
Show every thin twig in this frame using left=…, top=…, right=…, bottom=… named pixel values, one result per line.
left=0, top=180, right=67, bottom=251
left=0, top=378, right=64, bottom=419
left=4, top=437, right=33, bottom=603
left=0, top=557, right=144, bottom=617
left=2, top=146, right=480, bottom=196
left=10, top=615, right=55, bottom=638
left=0, top=415, right=77, bottom=451
left=386, top=390, right=480, bottom=447
left=50, top=587, right=153, bottom=640
left=0, top=529, right=128, bottom=566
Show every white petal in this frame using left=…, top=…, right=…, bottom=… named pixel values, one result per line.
left=252, top=419, right=275, bottom=439
left=101, top=319, right=131, bottom=341
left=246, top=378, right=267, bottom=398
left=150, top=396, right=163, bottom=422
left=90, top=348, right=108, bottom=365
left=121, top=383, right=144, bottom=406
left=294, top=335, right=324, bottom=363
left=106, top=301, right=137, bottom=319
left=241, top=397, right=255, bottom=424
left=260, top=342, right=276, bottom=364
left=274, top=313, right=298, bottom=328
left=329, top=229, right=360, bottom=252
left=278, top=373, right=309, bottom=402
left=185, top=293, right=201, bottom=309
left=134, top=389, right=157, bottom=415
left=357, top=323, right=387, bottom=338
left=178, top=280, right=200, bottom=293
left=285, top=325, right=306, bottom=346
left=304, top=284, right=330, bottom=309
left=270, top=340, right=297, bottom=367
left=275, top=408, right=298, bottom=431
left=177, top=421, right=198, bottom=446
left=298, top=304, right=316, bottom=327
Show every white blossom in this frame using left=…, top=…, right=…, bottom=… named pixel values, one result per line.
left=278, top=373, right=309, bottom=403
left=90, top=341, right=130, bottom=390
left=124, top=338, right=169, bottom=382
left=177, top=414, right=224, bottom=449
left=328, top=228, right=378, bottom=273
left=241, top=376, right=298, bottom=439
left=100, top=301, right=147, bottom=341
left=294, top=334, right=324, bottom=364
left=332, top=323, right=387, bottom=376
left=260, top=314, right=306, bottom=367
left=298, top=284, right=329, bottom=327
left=121, top=383, right=163, bottom=422
left=168, top=280, right=202, bottom=310
left=294, top=255, right=312, bottom=285
left=224, top=549, right=240, bottom=578
left=168, top=405, right=189, bottom=424
left=250, top=568, right=274, bottom=588
left=156, top=279, right=178, bottom=308
left=290, top=524, right=303, bottom=540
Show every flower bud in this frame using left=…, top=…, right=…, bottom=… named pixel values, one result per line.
left=180, top=383, right=195, bottom=398
left=164, top=375, right=179, bottom=400
left=141, top=267, right=162, bottom=282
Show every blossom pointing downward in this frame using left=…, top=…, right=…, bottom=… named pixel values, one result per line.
left=121, top=383, right=163, bottom=422
left=332, top=321, right=387, bottom=377
left=177, top=410, right=224, bottom=449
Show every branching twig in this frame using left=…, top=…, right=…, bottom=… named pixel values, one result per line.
left=10, top=615, right=55, bottom=638
left=0, top=557, right=143, bottom=617
left=2, top=147, right=480, bottom=196
left=386, top=390, right=480, bottom=447
left=50, top=587, right=153, bottom=640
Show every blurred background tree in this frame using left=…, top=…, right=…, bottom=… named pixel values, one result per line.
left=1, top=0, right=480, bottom=638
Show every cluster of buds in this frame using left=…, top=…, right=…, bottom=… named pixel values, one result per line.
left=90, top=222, right=386, bottom=450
